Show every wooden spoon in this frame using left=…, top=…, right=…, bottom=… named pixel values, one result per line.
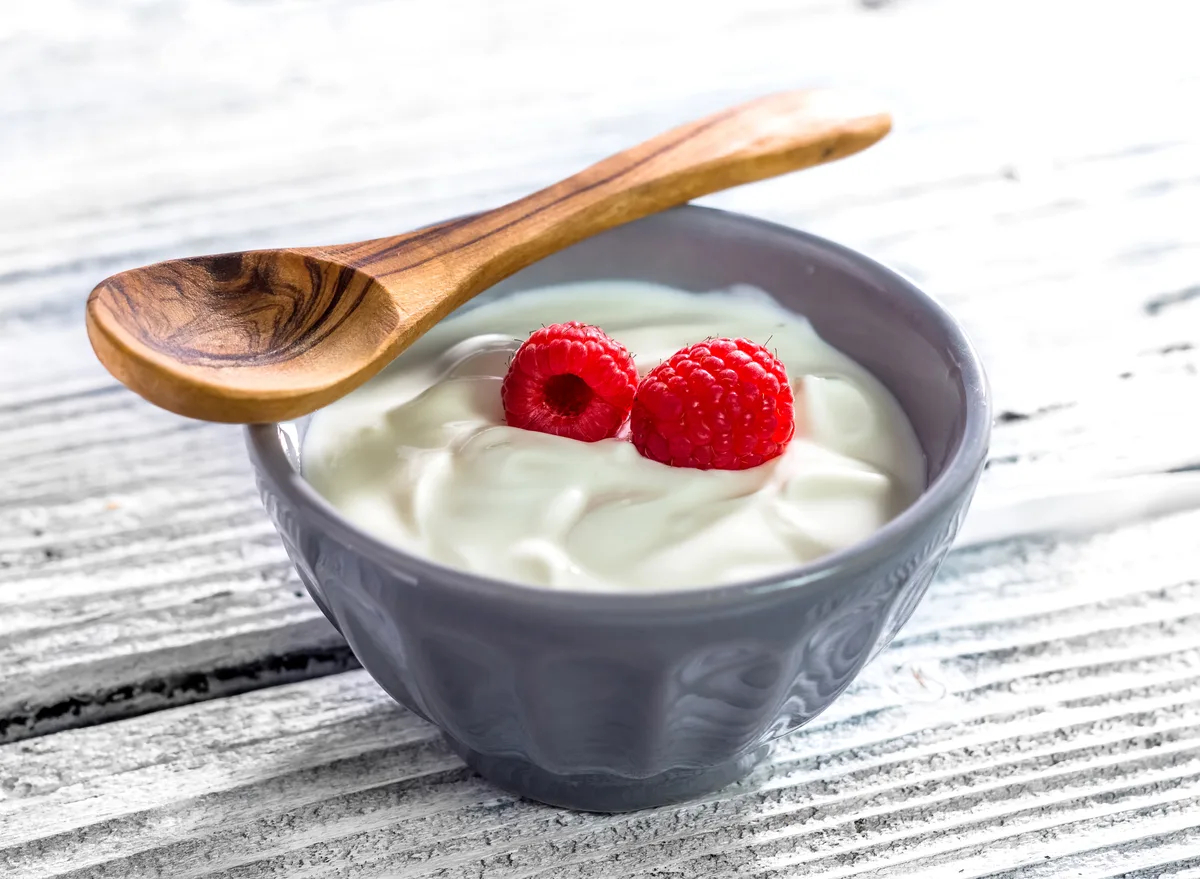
left=87, top=90, right=890, bottom=424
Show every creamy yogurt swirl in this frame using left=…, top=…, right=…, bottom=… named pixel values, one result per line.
left=303, top=282, right=925, bottom=591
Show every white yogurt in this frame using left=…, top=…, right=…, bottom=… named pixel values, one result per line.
left=303, top=282, right=925, bottom=591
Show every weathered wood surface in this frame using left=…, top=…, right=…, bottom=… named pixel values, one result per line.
left=2, top=0, right=1199, bottom=874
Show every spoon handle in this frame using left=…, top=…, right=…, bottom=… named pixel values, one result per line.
left=335, top=90, right=890, bottom=295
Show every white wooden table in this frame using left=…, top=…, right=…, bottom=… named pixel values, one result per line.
left=3, top=0, right=1200, bottom=875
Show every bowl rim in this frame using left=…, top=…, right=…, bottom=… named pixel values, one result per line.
left=246, top=205, right=991, bottom=615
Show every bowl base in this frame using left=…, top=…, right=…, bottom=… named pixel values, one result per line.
left=444, top=735, right=772, bottom=812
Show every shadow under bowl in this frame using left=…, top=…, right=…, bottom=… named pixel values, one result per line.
left=246, top=205, right=991, bottom=812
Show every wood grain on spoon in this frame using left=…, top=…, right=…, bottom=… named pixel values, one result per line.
left=86, top=90, right=891, bottom=423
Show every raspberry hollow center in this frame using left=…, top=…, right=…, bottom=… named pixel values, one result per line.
left=501, top=322, right=638, bottom=442
left=543, top=373, right=594, bottom=417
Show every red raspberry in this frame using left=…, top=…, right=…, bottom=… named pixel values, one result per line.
left=631, top=338, right=795, bottom=470
left=502, top=322, right=638, bottom=442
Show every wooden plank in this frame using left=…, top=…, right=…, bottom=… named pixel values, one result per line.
left=3, top=510, right=1200, bottom=877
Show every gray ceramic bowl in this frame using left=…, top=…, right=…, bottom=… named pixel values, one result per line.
left=247, top=205, right=990, bottom=812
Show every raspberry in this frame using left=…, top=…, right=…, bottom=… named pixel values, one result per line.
left=502, top=322, right=638, bottom=442
left=631, top=338, right=795, bottom=470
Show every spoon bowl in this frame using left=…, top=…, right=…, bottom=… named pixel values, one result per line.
left=89, top=248, right=398, bottom=420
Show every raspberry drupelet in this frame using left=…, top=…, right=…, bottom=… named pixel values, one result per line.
left=631, top=338, right=795, bottom=470
left=501, top=322, right=639, bottom=442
